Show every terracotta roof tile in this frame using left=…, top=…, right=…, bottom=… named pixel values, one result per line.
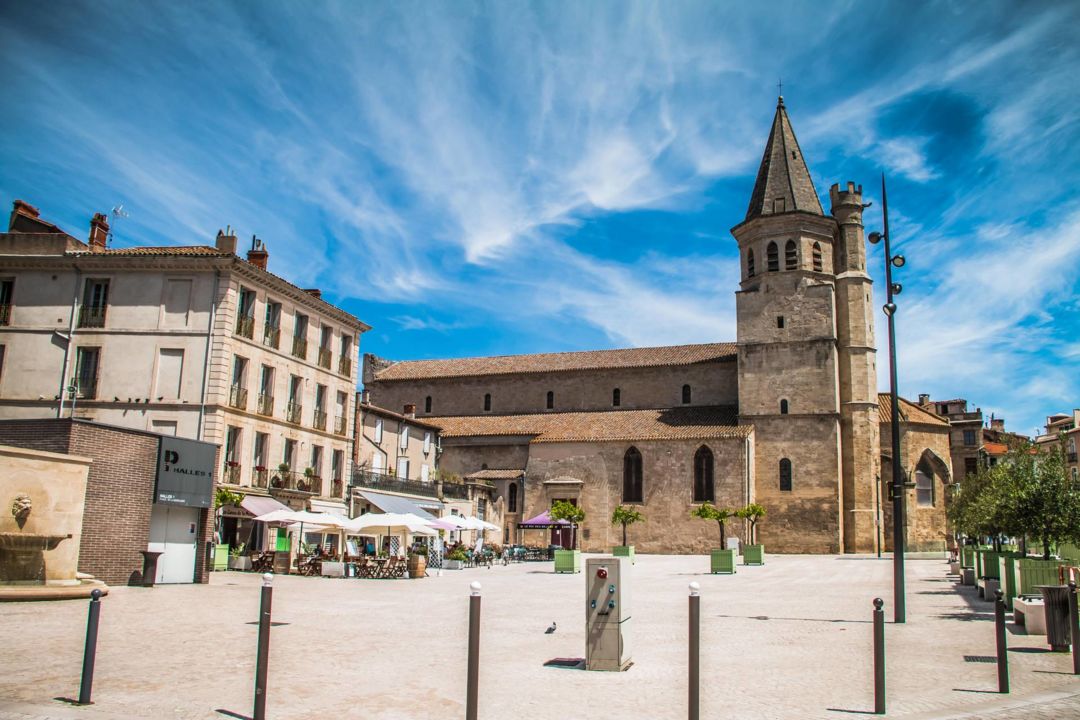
left=878, top=394, right=949, bottom=427
left=433, top=406, right=750, bottom=443
left=75, top=246, right=230, bottom=257
left=464, top=469, right=525, bottom=480
left=374, top=342, right=737, bottom=381
left=359, top=403, right=443, bottom=431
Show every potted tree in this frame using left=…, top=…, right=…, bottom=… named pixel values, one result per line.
left=611, top=506, right=644, bottom=564
left=228, top=543, right=251, bottom=571
left=213, top=487, right=244, bottom=571
left=691, top=503, right=736, bottom=574
left=444, top=547, right=467, bottom=570
left=549, top=500, right=585, bottom=573
left=737, top=503, right=767, bottom=565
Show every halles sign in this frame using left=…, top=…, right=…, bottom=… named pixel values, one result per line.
left=155, top=435, right=217, bottom=508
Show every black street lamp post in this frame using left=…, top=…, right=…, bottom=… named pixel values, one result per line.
left=868, top=174, right=907, bottom=624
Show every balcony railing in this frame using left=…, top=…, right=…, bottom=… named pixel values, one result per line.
left=313, top=409, right=327, bottom=431
left=235, top=315, right=255, bottom=339
left=286, top=401, right=303, bottom=424
left=442, top=482, right=471, bottom=500
left=353, top=471, right=439, bottom=499
left=269, top=470, right=321, bottom=494
left=252, top=468, right=269, bottom=488
left=338, top=356, right=352, bottom=377
left=257, top=393, right=274, bottom=416
left=334, top=415, right=347, bottom=436
left=318, top=347, right=332, bottom=369
left=223, top=464, right=241, bottom=484
left=263, top=324, right=280, bottom=349
left=0, top=304, right=10, bottom=326
left=291, top=338, right=307, bottom=360
left=228, top=385, right=248, bottom=410
left=78, top=305, right=106, bottom=328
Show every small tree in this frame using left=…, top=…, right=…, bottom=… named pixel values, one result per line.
left=213, top=487, right=244, bottom=544
left=611, top=506, right=644, bottom=547
left=691, top=503, right=734, bottom=548
left=736, top=503, right=766, bottom=545
left=549, top=500, right=586, bottom=550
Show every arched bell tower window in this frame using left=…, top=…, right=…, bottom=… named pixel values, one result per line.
left=623, top=447, right=643, bottom=503
left=693, top=446, right=714, bottom=503
left=785, top=239, right=797, bottom=270
left=747, top=249, right=755, bottom=278
left=780, top=399, right=789, bottom=414
left=779, top=458, right=792, bottom=491
left=682, top=384, right=691, bottom=404
left=812, top=242, right=823, bottom=272
left=767, top=242, right=779, bottom=272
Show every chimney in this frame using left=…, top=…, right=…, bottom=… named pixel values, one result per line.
left=247, top=235, right=269, bottom=270
left=9, top=199, right=40, bottom=230
left=215, top=226, right=238, bottom=255
left=991, top=418, right=1005, bottom=432
left=918, top=393, right=930, bottom=406
left=360, top=389, right=370, bottom=405
left=304, top=288, right=322, bottom=299
left=88, top=213, right=110, bottom=251
left=403, top=403, right=416, bottom=419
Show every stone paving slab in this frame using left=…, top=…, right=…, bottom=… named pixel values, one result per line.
left=0, top=555, right=1076, bottom=719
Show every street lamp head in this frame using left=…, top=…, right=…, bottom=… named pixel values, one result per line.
left=891, top=282, right=903, bottom=295
left=883, top=302, right=897, bottom=316
left=868, top=231, right=883, bottom=245
left=891, top=254, right=906, bottom=268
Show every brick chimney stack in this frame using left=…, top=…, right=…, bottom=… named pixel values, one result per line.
left=991, top=418, right=1005, bottom=432
left=403, top=403, right=416, bottom=419
left=215, top=226, right=238, bottom=255
left=88, top=213, right=110, bottom=251
left=247, top=235, right=269, bottom=270
left=304, top=288, right=322, bottom=299
left=918, top=393, right=930, bottom=407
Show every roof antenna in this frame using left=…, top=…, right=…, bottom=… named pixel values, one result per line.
left=109, top=204, right=130, bottom=245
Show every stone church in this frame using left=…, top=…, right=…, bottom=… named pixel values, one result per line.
left=364, top=99, right=952, bottom=555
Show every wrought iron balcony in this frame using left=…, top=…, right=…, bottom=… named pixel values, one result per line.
left=228, top=384, right=248, bottom=410
left=313, top=409, right=327, bottom=431
left=286, top=401, right=303, bottom=425
left=257, top=393, right=274, bottom=416
left=291, top=337, right=307, bottom=360
left=235, top=315, right=255, bottom=339
left=442, top=482, right=471, bottom=500
left=0, top=303, right=10, bottom=326
left=223, top=464, right=241, bottom=484
left=338, top=356, right=352, bottom=377
left=263, top=324, right=280, bottom=349
left=269, top=470, right=321, bottom=494
left=318, top=347, right=332, bottom=369
left=334, top=415, right=347, bottom=436
left=352, top=471, right=439, bottom=499
left=77, top=305, right=106, bottom=328
left=252, top=468, right=269, bottom=489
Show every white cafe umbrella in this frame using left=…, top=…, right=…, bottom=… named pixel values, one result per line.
left=459, top=516, right=500, bottom=532
left=344, top=513, right=436, bottom=555
left=253, top=509, right=349, bottom=558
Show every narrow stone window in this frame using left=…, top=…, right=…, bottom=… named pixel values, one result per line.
left=682, top=384, right=691, bottom=404
left=623, top=447, right=643, bottom=503
left=693, top=446, right=714, bottom=503
left=785, top=239, right=797, bottom=270
left=424, top=395, right=432, bottom=414
left=508, top=482, right=518, bottom=513
left=777, top=316, right=785, bottom=329
left=780, top=399, right=788, bottom=414
left=747, top=249, right=755, bottom=278
left=915, top=457, right=935, bottom=507
left=546, top=390, right=554, bottom=409
left=767, top=242, right=779, bottom=272
left=812, top=242, right=823, bottom=272
left=483, top=393, right=491, bottom=412
left=612, top=388, right=621, bottom=407
left=779, top=458, right=792, bottom=491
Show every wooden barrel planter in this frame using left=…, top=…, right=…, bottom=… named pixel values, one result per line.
left=407, top=554, right=427, bottom=578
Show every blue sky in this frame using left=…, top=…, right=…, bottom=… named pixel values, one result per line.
left=2, top=1, right=1078, bottom=437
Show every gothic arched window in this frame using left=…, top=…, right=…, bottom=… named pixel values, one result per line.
left=767, top=242, right=779, bottom=272
left=812, top=242, right=823, bottom=272
left=779, top=458, right=792, bottom=491
left=785, top=239, right=797, bottom=270
left=612, top=388, right=621, bottom=407
left=546, top=390, right=554, bottom=409
left=915, top=457, right=935, bottom=507
left=747, top=249, right=755, bottom=277
left=483, top=393, right=491, bottom=412
left=693, top=446, right=714, bottom=503
left=780, top=399, right=789, bottom=414
left=682, top=384, right=692, bottom=404
left=623, top=447, right=643, bottom=503
left=424, top=395, right=432, bottom=413
left=508, top=482, right=518, bottom=513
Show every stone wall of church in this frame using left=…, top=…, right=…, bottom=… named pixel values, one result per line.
left=879, top=421, right=953, bottom=553
left=521, top=436, right=752, bottom=554
left=438, top=439, right=531, bottom=479
left=367, top=360, right=738, bottom=418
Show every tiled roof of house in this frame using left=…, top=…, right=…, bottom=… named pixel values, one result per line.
left=373, top=342, right=737, bottom=382
left=878, top=394, right=949, bottom=427
left=433, top=406, right=750, bottom=444
left=359, top=403, right=443, bottom=431
left=464, top=469, right=525, bottom=480
left=71, top=246, right=230, bottom=257
left=982, top=442, right=1009, bottom=456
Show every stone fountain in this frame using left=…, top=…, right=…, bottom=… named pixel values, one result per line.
left=0, top=494, right=73, bottom=583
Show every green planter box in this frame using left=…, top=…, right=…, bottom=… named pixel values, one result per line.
left=960, top=546, right=976, bottom=569
left=1018, top=558, right=1065, bottom=596
left=213, top=543, right=230, bottom=571
left=743, top=544, right=765, bottom=566
left=997, top=553, right=1025, bottom=609
left=710, top=548, right=737, bottom=574
left=979, top=551, right=1003, bottom=579
left=554, top=549, right=581, bottom=574
left=612, top=546, right=635, bottom=564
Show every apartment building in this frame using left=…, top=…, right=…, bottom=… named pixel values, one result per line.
left=0, top=200, right=368, bottom=516
left=1035, top=409, right=1080, bottom=484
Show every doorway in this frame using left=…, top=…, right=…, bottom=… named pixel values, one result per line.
left=148, top=504, right=199, bottom=584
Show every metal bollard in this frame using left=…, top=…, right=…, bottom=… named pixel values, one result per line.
left=688, top=582, right=700, bottom=720
left=994, top=589, right=1009, bottom=693
left=873, top=597, right=885, bottom=715
left=254, top=573, right=274, bottom=720
left=1070, top=582, right=1079, bottom=675
left=466, top=581, right=482, bottom=720
left=78, top=588, right=103, bottom=705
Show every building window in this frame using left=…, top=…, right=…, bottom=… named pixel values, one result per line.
left=332, top=450, right=343, bottom=487
left=477, top=497, right=487, bottom=522
left=546, top=390, right=554, bottom=409
left=310, top=445, right=323, bottom=477
left=155, top=349, right=184, bottom=399
left=623, top=447, right=643, bottom=503
left=74, top=347, right=100, bottom=399
left=0, top=279, right=13, bottom=325
left=915, top=462, right=934, bottom=507
left=235, top=287, right=256, bottom=337
left=318, top=325, right=333, bottom=369
left=612, top=388, right=621, bottom=407
left=263, top=301, right=281, bottom=348
left=766, top=242, right=779, bottom=272
left=682, top=384, right=691, bottom=405
left=483, top=393, right=491, bottom=412
left=79, top=278, right=109, bottom=328
left=812, top=242, right=823, bottom=272
left=508, top=482, right=518, bottom=513
left=779, top=458, right=792, bottom=492
left=780, top=399, right=789, bottom=414
left=160, top=280, right=192, bottom=327
left=230, top=356, right=248, bottom=409
left=747, top=249, right=755, bottom=278
left=425, top=395, right=432, bottom=413
left=964, top=457, right=979, bottom=477
left=283, top=439, right=296, bottom=469
left=423, top=431, right=431, bottom=454
left=693, top=446, right=714, bottom=503
left=777, top=315, right=785, bottom=329
left=785, top=239, right=797, bottom=270
left=0, top=345, right=5, bottom=383
left=963, top=430, right=976, bottom=446
left=1072, top=467, right=1079, bottom=487
left=225, top=426, right=242, bottom=481
left=292, top=313, right=308, bottom=359
left=374, top=417, right=383, bottom=443
left=313, top=384, right=327, bottom=430
left=396, top=456, right=409, bottom=479
left=399, top=424, right=409, bottom=450
left=286, top=375, right=302, bottom=424
left=421, top=463, right=430, bottom=482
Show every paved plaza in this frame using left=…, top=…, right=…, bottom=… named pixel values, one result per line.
left=0, top=555, right=1077, bottom=719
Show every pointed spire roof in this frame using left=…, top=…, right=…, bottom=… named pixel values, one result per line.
left=744, top=97, right=823, bottom=221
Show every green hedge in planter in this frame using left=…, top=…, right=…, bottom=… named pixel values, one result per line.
left=710, top=548, right=736, bottom=574
left=743, top=544, right=765, bottom=566
left=612, top=545, right=635, bottom=564
left=554, top=549, right=581, bottom=573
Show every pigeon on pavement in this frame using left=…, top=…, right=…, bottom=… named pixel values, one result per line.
left=545, top=621, right=557, bottom=634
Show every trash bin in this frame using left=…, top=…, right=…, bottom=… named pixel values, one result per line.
left=1037, top=585, right=1071, bottom=652
left=140, top=550, right=163, bottom=588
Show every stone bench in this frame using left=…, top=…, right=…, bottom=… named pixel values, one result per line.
left=960, top=567, right=975, bottom=586
left=976, top=576, right=1000, bottom=599
left=1013, top=596, right=1046, bottom=635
